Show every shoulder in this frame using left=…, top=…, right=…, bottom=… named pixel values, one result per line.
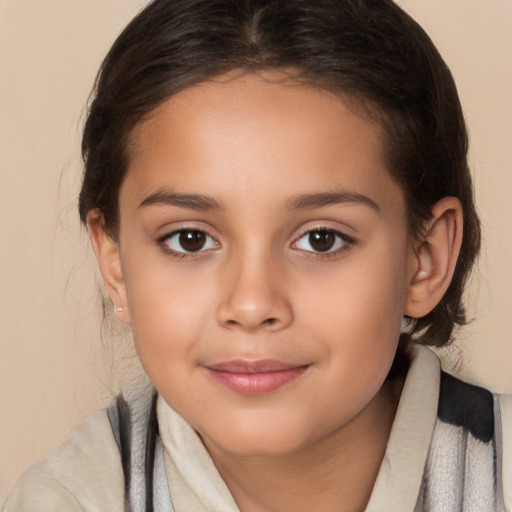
left=437, top=371, right=495, bottom=442
left=498, top=393, right=512, bottom=511
left=4, top=409, right=124, bottom=512
left=420, top=370, right=509, bottom=511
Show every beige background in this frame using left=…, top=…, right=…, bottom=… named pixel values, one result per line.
left=1, top=0, right=511, bottom=502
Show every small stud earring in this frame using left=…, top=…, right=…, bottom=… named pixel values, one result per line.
left=116, top=306, right=123, bottom=313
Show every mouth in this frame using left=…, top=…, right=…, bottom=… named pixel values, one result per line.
left=202, top=359, right=310, bottom=395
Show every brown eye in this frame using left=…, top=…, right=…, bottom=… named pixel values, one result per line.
left=179, top=230, right=206, bottom=252
left=293, top=228, right=350, bottom=254
left=308, top=230, right=336, bottom=252
left=161, top=229, right=218, bottom=253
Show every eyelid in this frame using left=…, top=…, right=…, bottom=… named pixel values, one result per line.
left=290, top=225, right=355, bottom=257
left=157, top=226, right=220, bottom=256
left=154, top=220, right=220, bottom=244
left=154, top=222, right=354, bottom=259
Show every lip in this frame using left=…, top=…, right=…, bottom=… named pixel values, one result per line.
left=202, top=359, right=309, bottom=395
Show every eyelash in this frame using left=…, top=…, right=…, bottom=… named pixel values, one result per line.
left=157, top=228, right=219, bottom=259
left=291, top=228, right=354, bottom=260
left=157, top=227, right=354, bottom=260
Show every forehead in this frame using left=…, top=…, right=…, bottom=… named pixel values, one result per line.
left=124, top=72, right=403, bottom=215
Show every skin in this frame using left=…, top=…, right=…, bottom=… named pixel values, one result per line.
left=89, top=71, right=463, bottom=511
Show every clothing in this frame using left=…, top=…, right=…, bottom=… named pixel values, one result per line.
left=4, top=345, right=511, bottom=511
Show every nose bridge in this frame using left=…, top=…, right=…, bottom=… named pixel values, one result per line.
left=217, top=241, right=293, bottom=331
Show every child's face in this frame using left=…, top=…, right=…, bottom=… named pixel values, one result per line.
left=115, top=72, right=416, bottom=457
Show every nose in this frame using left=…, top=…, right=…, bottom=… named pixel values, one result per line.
left=217, top=253, right=293, bottom=332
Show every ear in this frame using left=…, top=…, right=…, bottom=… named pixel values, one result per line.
left=404, top=197, right=463, bottom=318
left=87, top=210, right=131, bottom=324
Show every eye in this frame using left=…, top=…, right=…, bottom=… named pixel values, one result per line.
left=160, top=229, right=219, bottom=253
left=292, top=228, right=351, bottom=254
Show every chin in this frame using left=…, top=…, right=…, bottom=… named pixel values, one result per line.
left=201, top=418, right=317, bottom=459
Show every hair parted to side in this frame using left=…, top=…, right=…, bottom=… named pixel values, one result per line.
left=79, top=0, right=480, bottom=347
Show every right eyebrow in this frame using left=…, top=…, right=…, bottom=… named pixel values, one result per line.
left=138, top=190, right=225, bottom=211
left=285, top=190, right=380, bottom=213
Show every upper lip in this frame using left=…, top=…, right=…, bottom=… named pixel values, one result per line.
left=203, top=359, right=307, bottom=373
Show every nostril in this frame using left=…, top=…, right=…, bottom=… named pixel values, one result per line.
left=222, top=317, right=280, bottom=330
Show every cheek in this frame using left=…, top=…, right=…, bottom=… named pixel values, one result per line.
left=299, top=255, right=407, bottom=338
left=296, top=248, right=408, bottom=377
left=123, top=258, right=217, bottom=366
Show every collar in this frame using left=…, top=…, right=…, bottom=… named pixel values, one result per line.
left=157, top=344, right=440, bottom=512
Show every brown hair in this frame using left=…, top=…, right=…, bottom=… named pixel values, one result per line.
left=79, top=0, right=480, bottom=347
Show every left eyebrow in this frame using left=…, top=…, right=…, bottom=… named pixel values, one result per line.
left=285, top=190, right=380, bottom=212
left=139, top=190, right=225, bottom=211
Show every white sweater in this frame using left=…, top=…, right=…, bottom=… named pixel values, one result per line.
left=4, top=345, right=511, bottom=511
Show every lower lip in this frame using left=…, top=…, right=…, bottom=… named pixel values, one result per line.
left=204, top=366, right=309, bottom=395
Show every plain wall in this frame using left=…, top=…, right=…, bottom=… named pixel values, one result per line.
left=1, top=0, right=511, bottom=502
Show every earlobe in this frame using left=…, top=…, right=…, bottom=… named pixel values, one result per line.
left=87, top=210, right=131, bottom=324
left=404, top=197, right=463, bottom=318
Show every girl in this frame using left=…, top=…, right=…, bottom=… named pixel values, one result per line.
left=5, top=0, right=511, bottom=510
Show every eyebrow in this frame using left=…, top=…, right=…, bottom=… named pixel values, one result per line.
left=285, top=191, right=380, bottom=212
left=139, top=190, right=225, bottom=211
left=138, top=189, right=380, bottom=213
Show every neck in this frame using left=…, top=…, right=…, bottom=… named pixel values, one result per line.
left=204, top=377, right=404, bottom=512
